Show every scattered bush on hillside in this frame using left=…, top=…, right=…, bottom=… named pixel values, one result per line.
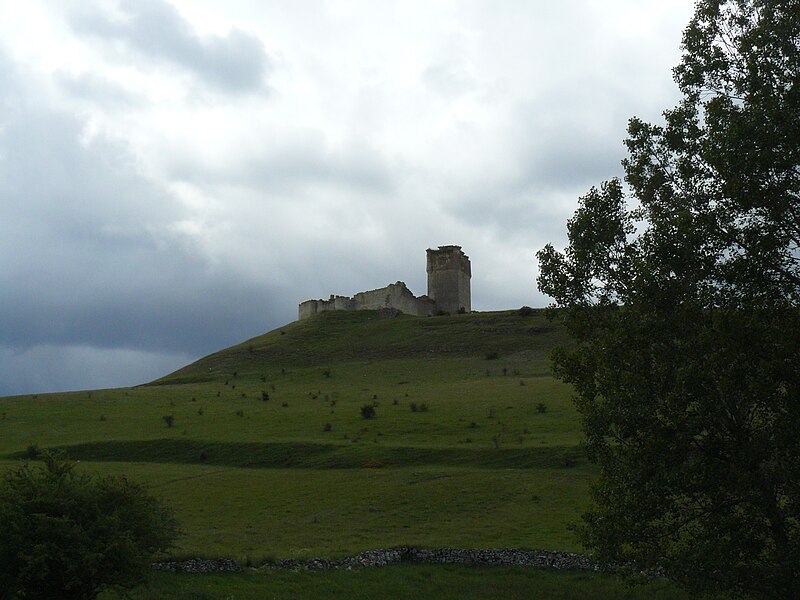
left=485, top=351, right=499, bottom=360
left=0, top=452, right=180, bottom=599
left=492, top=434, right=502, bottom=449
left=418, top=403, right=429, bottom=412
left=360, top=405, right=376, bottom=419
left=281, top=402, right=288, bottom=408
left=99, top=415, right=107, bottom=422
left=487, top=407, right=495, bottom=419
left=323, top=422, right=332, bottom=432
left=536, top=403, right=547, bottom=414
left=518, top=305, right=535, bottom=317
left=323, top=368, right=331, bottom=378
left=23, top=444, right=40, bottom=459
left=197, top=408, right=204, bottom=416
left=235, top=410, right=244, bottom=417
left=162, top=415, right=175, bottom=428
left=199, top=450, right=207, bottom=462
left=410, top=402, right=418, bottom=412
left=469, top=421, right=478, bottom=429
left=392, top=399, right=398, bottom=405
left=261, top=391, right=270, bottom=402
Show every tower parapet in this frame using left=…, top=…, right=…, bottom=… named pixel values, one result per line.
left=426, top=245, right=471, bottom=314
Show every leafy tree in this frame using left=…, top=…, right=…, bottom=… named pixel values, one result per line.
left=537, top=1, right=799, bottom=597
left=0, top=453, right=180, bottom=600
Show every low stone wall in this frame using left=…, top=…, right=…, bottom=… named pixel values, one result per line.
left=152, top=547, right=596, bottom=573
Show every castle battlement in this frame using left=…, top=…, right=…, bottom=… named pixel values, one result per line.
left=298, top=246, right=471, bottom=320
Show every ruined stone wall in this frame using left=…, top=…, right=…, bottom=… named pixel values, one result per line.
left=298, top=282, right=435, bottom=320
left=298, top=246, right=471, bottom=320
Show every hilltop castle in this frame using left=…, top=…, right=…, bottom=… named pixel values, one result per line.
left=298, top=245, right=471, bottom=320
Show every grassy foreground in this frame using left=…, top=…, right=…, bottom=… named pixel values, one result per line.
left=0, top=309, right=693, bottom=597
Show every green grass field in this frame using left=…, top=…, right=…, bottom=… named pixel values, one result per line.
left=0, top=309, right=688, bottom=597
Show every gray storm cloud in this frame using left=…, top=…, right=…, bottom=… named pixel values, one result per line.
left=68, top=0, right=271, bottom=93
left=0, top=1, right=696, bottom=395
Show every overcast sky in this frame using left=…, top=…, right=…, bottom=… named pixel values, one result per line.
left=0, top=0, right=697, bottom=395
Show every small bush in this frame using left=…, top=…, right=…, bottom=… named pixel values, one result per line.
left=536, top=402, right=547, bottom=414
left=469, top=421, right=478, bottom=429
left=418, top=403, right=429, bottom=412
left=322, top=368, right=331, bottom=378
left=23, top=444, right=40, bottom=459
left=197, top=408, right=204, bottom=416
left=199, top=450, right=207, bottom=462
left=410, top=402, right=418, bottom=412
left=99, top=415, right=107, bottom=422
left=518, top=305, right=535, bottom=316
left=281, top=402, right=288, bottom=408
left=262, top=391, right=270, bottom=402
left=235, top=410, right=244, bottom=417
left=360, top=405, right=376, bottom=419
left=162, top=415, right=175, bottom=428
left=0, top=453, right=180, bottom=599
left=323, top=422, right=332, bottom=432
left=485, top=351, right=499, bottom=360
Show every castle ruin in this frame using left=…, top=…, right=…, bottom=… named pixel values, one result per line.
left=298, top=245, right=471, bottom=320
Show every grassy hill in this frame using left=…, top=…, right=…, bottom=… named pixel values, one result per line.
left=0, top=309, right=692, bottom=598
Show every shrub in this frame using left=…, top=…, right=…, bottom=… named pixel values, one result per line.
left=360, top=405, right=376, bottom=419
left=0, top=452, right=179, bottom=599
left=23, top=444, right=40, bottom=459
left=536, top=402, right=547, bottom=414
left=410, top=402, right=418, bottom=412
left=518, top=305, right=535, bottom=316
left=418, top=403, right=429, bottom=412
left=485, top=351, right=499, bottom=360
left=262, top=391, right=270, bottom=402
left=322, top=368, right=331, bottom=378
left=235, top=410, right=244, bottom=417
left=162, top=415, right=175, bottom=428
left=323, top=422, right=332, bottom=432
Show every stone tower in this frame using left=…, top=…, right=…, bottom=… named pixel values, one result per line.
left=426, top=245, right=471, bottom=314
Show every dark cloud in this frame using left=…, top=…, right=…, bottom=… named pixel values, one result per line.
left=0, top=49, right=291, bottom=395
left=68, top=0, right=271, bottom=93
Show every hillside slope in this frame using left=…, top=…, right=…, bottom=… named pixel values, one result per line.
left=152, top=308, right=567, bottom=385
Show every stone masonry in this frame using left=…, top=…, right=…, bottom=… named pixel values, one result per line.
left=298, top=246, right=471, bottom=320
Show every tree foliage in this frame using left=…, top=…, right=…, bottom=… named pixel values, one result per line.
left=0, top=453, right=180, bottom=600
left=537, top=1, right=799, bottom=597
